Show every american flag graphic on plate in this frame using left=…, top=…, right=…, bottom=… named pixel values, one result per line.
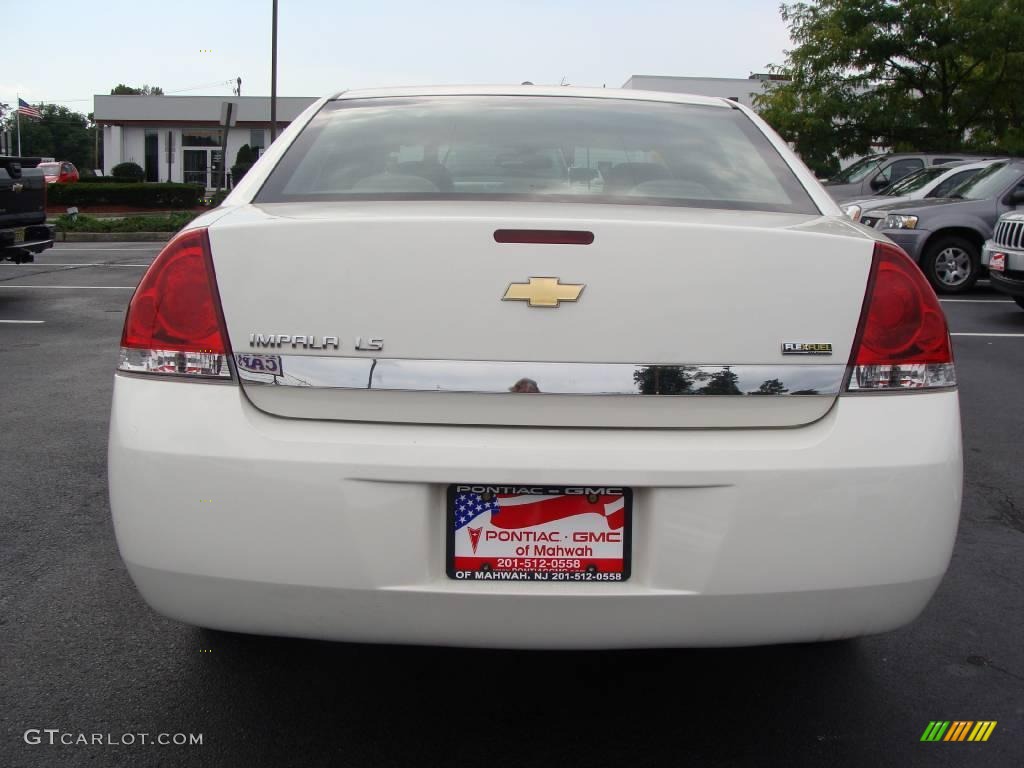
left=447, top=485, right=631, bottom=582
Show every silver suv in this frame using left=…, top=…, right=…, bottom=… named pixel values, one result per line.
left=873, top=160, right=1024, bottom=293
left=983, top=212, right=1024, bottom=309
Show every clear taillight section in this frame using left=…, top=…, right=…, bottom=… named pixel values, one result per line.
left=846, top=241, right=955, bottom=391
left=118, top=227, right=232, bottom=379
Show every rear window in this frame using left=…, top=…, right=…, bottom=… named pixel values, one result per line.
left=256, top=96, right=818, bottom=214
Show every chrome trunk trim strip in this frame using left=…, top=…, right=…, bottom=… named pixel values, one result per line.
left=234, top=354, right=847, bottom=396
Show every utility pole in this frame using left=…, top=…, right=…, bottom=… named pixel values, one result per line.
left=270, top=0, right=278, bottom=142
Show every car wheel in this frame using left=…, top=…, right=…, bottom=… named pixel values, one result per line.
left=1015, top=297, right=1024, bottom=311
left=921, top=236, right=980, bottom=294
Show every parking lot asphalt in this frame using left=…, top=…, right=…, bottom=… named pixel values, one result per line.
left=1, top=243, right=1022, bottom=768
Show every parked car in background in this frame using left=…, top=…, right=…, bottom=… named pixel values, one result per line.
left=842, top=159, right=1002, bottom=226
left=38, top=161, right=79, bottom=184
left=874, top=159, right=1024, bottom=293
left=982, top=211, right=1024, bottom=310
left=0, top=156, right=55, bottom=263
left=824, top=153, right=979, bottom=200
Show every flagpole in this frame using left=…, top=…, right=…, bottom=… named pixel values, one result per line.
left=16, top=94, right=22, bottom=155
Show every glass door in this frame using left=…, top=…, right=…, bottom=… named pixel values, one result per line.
left=183, top=150, right=209, bottom=187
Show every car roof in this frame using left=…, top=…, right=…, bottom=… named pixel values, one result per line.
left=330, top=85, right=733, bottom=109
left=938, top=158, right=1007, bottom=171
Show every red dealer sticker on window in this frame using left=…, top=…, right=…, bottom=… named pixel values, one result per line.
left=446, top=485, right=632, bottom=582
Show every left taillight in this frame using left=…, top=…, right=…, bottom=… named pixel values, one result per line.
left=118, top=227, right=233, bottom=379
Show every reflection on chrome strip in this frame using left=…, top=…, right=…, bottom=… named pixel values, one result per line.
left=235, top=354, right=847, bottom=396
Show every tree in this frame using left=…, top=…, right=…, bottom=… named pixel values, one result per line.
left=110, top=84, right=164, bottom=95
left=755, top=0, right=1024, bottom=172
left=751, top=378, right=789, bottom=395
left=633, top=365, right=699, bottom=395
left=698, top=367, right=742, bottom=395
left=2, top=104, right=94, bottom=168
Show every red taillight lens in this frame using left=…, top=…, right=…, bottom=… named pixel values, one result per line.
left=118, top=228, right=232, bottom=379
left=847, top=242, right=955, bottom=391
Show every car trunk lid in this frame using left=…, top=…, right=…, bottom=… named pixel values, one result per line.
left=209, top=202, right=872, bottom=428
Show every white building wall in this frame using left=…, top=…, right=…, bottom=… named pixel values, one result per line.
left=121, top=129, right=146, bottom=171
left=111, top=125, right=266, bottom=187
left=622, top=75, right=779, bottom=110
left=103, top=125, right=122, bottom=173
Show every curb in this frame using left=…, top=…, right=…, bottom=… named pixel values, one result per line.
left=56, top=232, right=173, bottom=243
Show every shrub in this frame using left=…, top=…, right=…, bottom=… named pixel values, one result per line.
left=48, top=182, right=203, bottom=208
left=231, top=144, right=256, bottom=185
left=56, top=212, right=198, bottom=233
left=111, top=162, right=145, bottom=182
left=75, top=176, right=127, bottom=184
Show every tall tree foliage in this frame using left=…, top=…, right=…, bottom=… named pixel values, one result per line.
left=3, top=105, right=95, bottom=168
left=756, top=0, right=1024, bottom=175
left=110, top=84, right=164, bottom=95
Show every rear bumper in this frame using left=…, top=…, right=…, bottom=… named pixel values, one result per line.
left=0, top=224, right=54, bottom=260
left=108, top=375, right=963, bottom=648
left=987, top=269, right=1024, bottom=298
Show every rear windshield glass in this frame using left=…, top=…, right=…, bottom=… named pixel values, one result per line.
left=256, top=96, right=818, bottom=214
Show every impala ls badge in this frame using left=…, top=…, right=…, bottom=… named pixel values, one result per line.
left=248, top=334, right=384, bottom=351
left=503, top=277, right=585, bottom=308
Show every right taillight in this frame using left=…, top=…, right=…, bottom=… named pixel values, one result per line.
left=846, top=241, right=956, bottom=392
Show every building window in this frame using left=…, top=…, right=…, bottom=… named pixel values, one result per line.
left=182, top=130, right=221, bottom=147
left=250, top=129, right=266, bottom=156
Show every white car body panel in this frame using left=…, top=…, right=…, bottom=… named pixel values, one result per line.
left=110, top=376, right=961, bottom=648
left=108, top=86, right=962, bottom=648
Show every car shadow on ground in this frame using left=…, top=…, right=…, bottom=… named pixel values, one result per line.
left=180, top=629, right=875, bottom=767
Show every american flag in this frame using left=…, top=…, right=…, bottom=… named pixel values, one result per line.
left=18, top=98, right=42, bottom=120
left=453, top=491, right=625, bottom=531
left=453, top=492, right=500, bottom=530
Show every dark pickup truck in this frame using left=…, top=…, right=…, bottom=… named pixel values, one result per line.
left=1, top=156, right=55, bottom=263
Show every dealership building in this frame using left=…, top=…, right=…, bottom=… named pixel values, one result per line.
left=93, top=95, right=316, bottom=188
left=621, top=74, right=785, bottom=108
left=93, top=77, right=783, bottom=188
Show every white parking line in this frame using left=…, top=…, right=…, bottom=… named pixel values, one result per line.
left=0, top=319, right=45, bottom=324
left=0, top=285, right=134, bottom=290
left=940, top=299, right=1013, bottom=303
left=950, top=333, right=1024, bottom=337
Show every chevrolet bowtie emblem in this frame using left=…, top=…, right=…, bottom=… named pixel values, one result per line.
left=502, top=277, right=585, bottom=308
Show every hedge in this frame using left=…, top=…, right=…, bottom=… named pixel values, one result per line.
left=48, top=183, right=204, bottom=208
left=75, top=176, right=130, bottom=184
left=56, top=212, right=198, bottom=233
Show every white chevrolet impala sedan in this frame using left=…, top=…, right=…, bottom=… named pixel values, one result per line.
left=108, top=86, right=962, bottom=648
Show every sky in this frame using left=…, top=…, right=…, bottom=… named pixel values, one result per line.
left=1, top=0, right=792, bottom=113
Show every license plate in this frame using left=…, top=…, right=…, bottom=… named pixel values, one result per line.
left=14, top=229, right=25, bottom=243
left=990, top=252, right=1006, bottom=272
left=235, top=353, right=284, bottom=376
left=446, top=485, right=631, bottom=582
